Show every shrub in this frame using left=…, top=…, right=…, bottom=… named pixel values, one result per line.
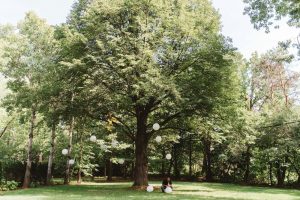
left=0, top=180, right=19, bottom=191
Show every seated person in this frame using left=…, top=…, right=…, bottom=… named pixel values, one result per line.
left=161, top=176, right=172, bottom=192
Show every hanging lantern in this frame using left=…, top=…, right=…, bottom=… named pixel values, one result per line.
left=90, top=135, right=97, bottom=142
left=153, top=123, right=160, bottom=131
left=165, top=186, right=172, bottom=193
left=155, top=136, right=162, bottom=143
left=69, top=159, right=75, bottom=165
left=166, top=153, right=172, bottom=160
left=118, top=158, right=125, bottom=164
left=111, top=140, right=118, bottom=148
left=62, top=149, right=68, bottom=156
left=146, top=185, right=154, bottom=192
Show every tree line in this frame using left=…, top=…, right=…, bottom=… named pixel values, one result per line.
left=0, top=0, right=299, bottom=189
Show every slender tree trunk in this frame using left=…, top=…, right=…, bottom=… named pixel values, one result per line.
left=46, top=123, right=56, bottom=185
left=269, top=162, right=273, bottom=186
left=107, top=159, right=112, bottom=181
left=77, top=134, right=83, bottom=184
left=133, top=108, right=149, bottom=187
left=23, top=108, right=36, bottom=188
left=174, top=143, right=180, bottom=179
left=189, top=134, right=192, bottom=179
left=202, top=152, right=207, bottom=176
left=64, top=116, right=74, bottom=184
left=131, top=161, right=134, bottom=179
left=202, top=137, right=212, bottom=182
left=243, top=146, right=251, bottom=183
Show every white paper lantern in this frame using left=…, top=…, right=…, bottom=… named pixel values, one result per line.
left=146, top=185, right=154, bottom=192
left=164, top=186, right=172, bottom=193
left=111, top=140, right=118, bottom=148
left=69, top=159, right=75, bottom=165
left=155, top=136, right=162, bottom=143
left=62, top=149, right=68, bottom=156
left=153, top=123, right=160, bottom=131
left=118, top=158, right=125, bottom=164
left=166, top=153, right=172, bottom=160
left=90, top=135, right=97, bottom=142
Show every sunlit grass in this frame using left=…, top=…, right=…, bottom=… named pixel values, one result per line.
left=1, top=181, right=300, bottom=200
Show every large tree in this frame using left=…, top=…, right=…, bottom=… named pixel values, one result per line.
left=57, top=0, right=238, bottom=186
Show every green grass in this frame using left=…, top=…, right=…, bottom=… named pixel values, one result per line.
left=1, top=181, right=300, bottom=200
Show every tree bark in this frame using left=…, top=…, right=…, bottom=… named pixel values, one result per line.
left=46, top=123, right=56, bottom=185
left=276, top=162, right=286, bottom=187
left=77, top=133, right=83, bottom=184
left=243, top=146, right=251, bottom=183
left=23, top=108, right=36, bottom=188
left=64, top=116, right=74, bottom=184
left=189, top=134, right=192, bottom=179
left=269, top=162, right=273, bottom=186
left=133, top=107, right=149, bottom=187
left=173, top=143, right=180, bottom=179
left=106, top=159, right=112, bottom=181
left=202, top=137, right=212, bottom=182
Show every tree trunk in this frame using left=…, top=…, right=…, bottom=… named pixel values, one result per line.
left=202, top=137, right=212, bottom=182
left=46, top=123, right=56, bottom=185
left=174, top=143, right=180, bottom=179
left=106, top=159, right=112, bottom=181
left=276, top=163, right=286, bottom=187
left=133, top=108, right=149, bottom=187
left=243, top=146, right=251, bottom=183
left=64, top=116, right=74, bottom=184
left=269, top=162, right=273, bottom=186
left=189, top=134, right=192, bottom=179
left=23, top=108, right=36, bottom=188
left=77, top=134, right=83, bottom=184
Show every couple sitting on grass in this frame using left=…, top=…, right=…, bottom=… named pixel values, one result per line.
left=161, top=176, right=173, bottom=193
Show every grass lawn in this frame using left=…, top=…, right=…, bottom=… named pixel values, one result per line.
left=1, top=181, right=300, bottom=200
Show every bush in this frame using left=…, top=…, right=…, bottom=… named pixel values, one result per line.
left=0, top=180, right=19, bottom=191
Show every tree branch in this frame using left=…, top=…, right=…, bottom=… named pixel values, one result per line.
left=0, top=117, right=15, bottom=139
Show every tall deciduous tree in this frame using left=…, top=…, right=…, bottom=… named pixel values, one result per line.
left=58, top=0, right=238, bottom=186
left=0, top=12, right=56, bottom=188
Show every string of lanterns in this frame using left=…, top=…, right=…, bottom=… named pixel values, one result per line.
left=61, top=122, right=172, bottom=167
left=153, top=123, right=172, bottom=160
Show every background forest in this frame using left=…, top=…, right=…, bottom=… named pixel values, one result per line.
left=0, top=0, right=300, bottom=191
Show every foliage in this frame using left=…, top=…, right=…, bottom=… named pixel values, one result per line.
left=0, top=180, right=19, bottom=191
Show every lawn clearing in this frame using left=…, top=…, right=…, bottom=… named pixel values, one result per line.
left=0, top=182, right=300, bottom=200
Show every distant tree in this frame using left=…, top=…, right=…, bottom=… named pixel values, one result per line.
left=243, top=0, right=300, bottom=31
left=0, top=12, right=56, bottom=188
